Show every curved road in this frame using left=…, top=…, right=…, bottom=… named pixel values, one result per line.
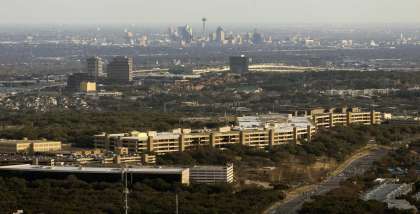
left=265, top=146, right=389, bottom=214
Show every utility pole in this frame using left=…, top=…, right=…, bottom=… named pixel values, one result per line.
left=122, top=166, right=129, bottom=214
left=175, top=193, right=179, bottom=214
left=224, top=110, right=228, bottom=126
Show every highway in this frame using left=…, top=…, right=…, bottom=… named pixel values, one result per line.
left=265, top=146, right=389, bottom=214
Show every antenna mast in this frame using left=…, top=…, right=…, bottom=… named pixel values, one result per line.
left=122, top=166, right=129, bottom=214
left=175, top=193, right=179, bottom=214
left=202, top=17, right=207, bottom=38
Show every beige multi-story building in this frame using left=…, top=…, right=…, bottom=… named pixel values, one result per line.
left=237, top=114, right=316, bottom=147
left=148, top=132, right=181, bottom=155
left=181, top=132, right=211, bottom=151
left=211, top=127, right=241, bottom=149
left=311, top=107, right=382, bottom=129
left=94, top=128, right=314, bottom=156
left=31, top=141, right=62, bottom=153
left=102, top=155, right=143, bottom=165
left=142, top=154, right=157, bottom=164
left=120, top=132, right=149, bottom=154
left=94, top=133, right=126, bottom=151
left=0, top=139, right=62, bottom=154
left=241, top=129, right=270, bottom=148
left=94, top=108, right=382, bottom=156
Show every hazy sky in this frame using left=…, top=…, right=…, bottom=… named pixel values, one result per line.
left=1, top=0, right=420, bottom=24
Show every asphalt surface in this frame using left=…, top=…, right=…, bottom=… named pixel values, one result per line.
left=266, top=147, right=389, bottom=214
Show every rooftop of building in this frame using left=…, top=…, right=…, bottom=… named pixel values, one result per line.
left=0, top=164, right=187, bottom=174
left=310, top=107, right=367, bottom=115
left=237, top=114, right=314, bottom=131
left=191, top=164, right=234, bottom=170
left=152, top=132, right=180, bottom=140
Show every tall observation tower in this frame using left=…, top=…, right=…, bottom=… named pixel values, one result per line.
left=201, top=17, right=207, bottom=37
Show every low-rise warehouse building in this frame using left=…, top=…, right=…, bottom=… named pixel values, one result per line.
left=0, top=164, right=189, bottom=185
left=190, top=164, right=234, bottom=184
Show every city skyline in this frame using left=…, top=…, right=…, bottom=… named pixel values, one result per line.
left=0, top=1, right=419, bottom=214
left=1, top=0, right=420, bottom=24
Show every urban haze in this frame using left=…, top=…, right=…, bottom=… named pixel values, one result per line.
left=0, top=1, right=419, bottom=214
left=0, top=0, right=420, bottom=24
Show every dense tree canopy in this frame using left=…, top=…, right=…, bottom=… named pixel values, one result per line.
left=0, top=176, right=282, bottom=214
left=0, top=110, right=222, bottom=147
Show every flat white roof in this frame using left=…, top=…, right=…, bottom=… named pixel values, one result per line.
left=153, top=132, right=180, bottom=140
left=237, top=115, right=314, bottom=131
left=0, top=164, right=187, bottom=174
left=191, top=165, right=233, bottom=170
left=121, top=136, right=148, bottom=141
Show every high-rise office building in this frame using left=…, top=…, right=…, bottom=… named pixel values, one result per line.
left=126, top=31, right=134, bottom=45
left=107, top=56, right=133, bottom=84
left=252, top=30, right=264, bottom=44
left=209, top=32, right=216, bottom=42
left=216, top=26, right=225, bottom=43
left=229, top=55, right=249, bottom=74
left=87, top=57, right=104, bottom=81
left=177, top=25, right=193, bottom=43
